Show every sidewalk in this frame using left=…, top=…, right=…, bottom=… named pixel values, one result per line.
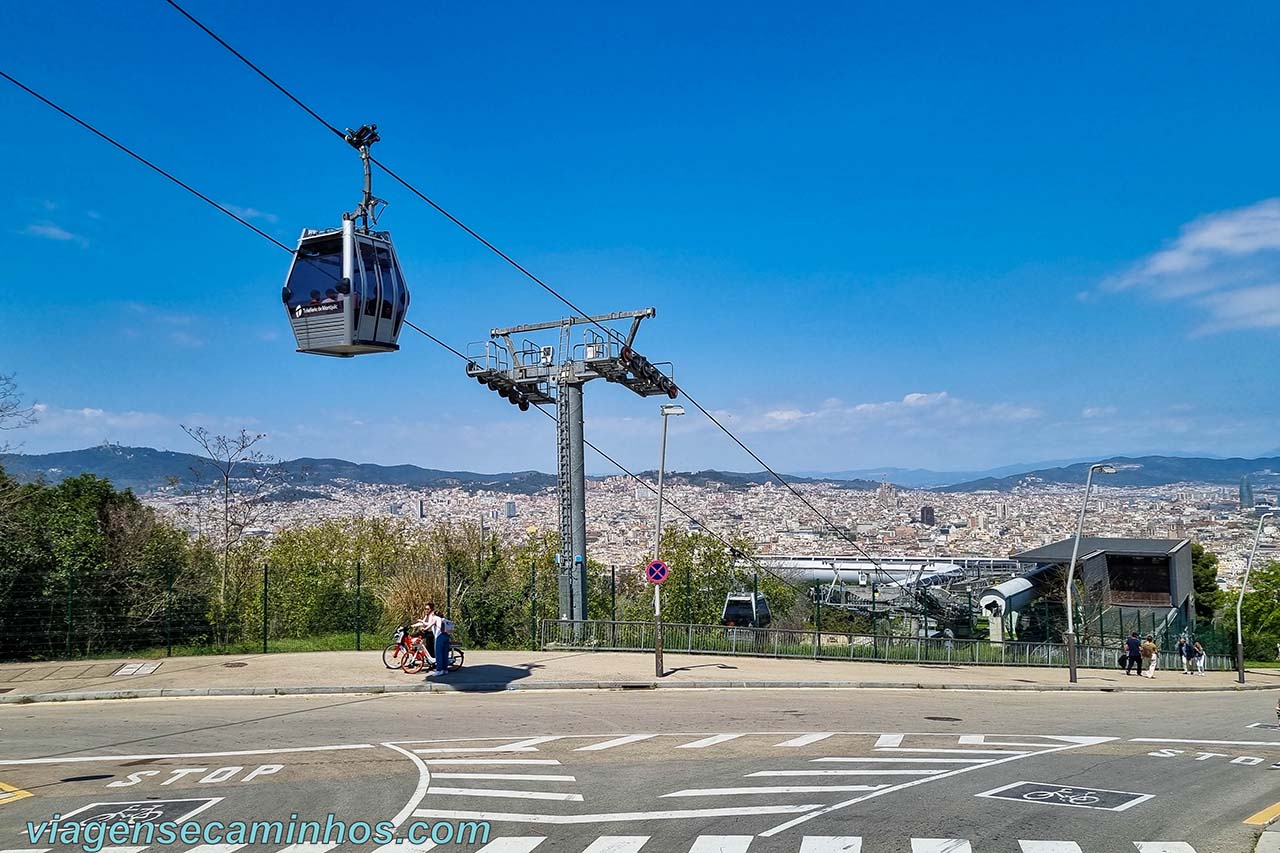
left=0, top=650, right=1277, bottom=703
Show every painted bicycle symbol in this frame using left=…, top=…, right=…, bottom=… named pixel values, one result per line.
left=1022, top=787, right=1101, bottom=805
left=78, top=803, right=167, bottom=824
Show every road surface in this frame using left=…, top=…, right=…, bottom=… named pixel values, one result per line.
left=1, top=687, right=1277, bottom=852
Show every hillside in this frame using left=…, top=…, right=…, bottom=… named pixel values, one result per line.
left=943, top=455, right=1280, bottom=492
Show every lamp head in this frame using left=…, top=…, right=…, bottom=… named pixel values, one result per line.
left=660, top=404, right=685, bottom=417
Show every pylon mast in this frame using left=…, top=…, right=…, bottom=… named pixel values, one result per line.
left=466, top=308, right=677, bottom=621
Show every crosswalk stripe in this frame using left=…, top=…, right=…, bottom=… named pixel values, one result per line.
left=664, top=785, right=887, bottom=797
left=747, top=770, right=939, bottom=777
left=575, top=735, right=657, bottom=752
left=429, top=786, right=584, bottom=801
left=911, top=841, right=972, bottom=853
left=475, top=840, right=545, bottom=852
left=876, top=748, right=1026, bottom=756
left=372, top=841, right=435, bottom=853
left=431, top=773, right=576, bottom=782
left=776, top=733, right=834, bottom=748
left=422, top=759, right=562, bottom=766
left=687, top=837, right=753, bottom=853
left=812, top=757, right=984, bottom=764
left=799, top=838, right=863, bottom=853
left=1020, top=843, right=1084, bottom=852
left=580, top=837, right=649, bottom=852
left=185, top=846, right=247, bottom=853
left=0, top=849, right=52, bottom=853
left=677, top=734, right=744, bottom=749
left=1134, top=845, right=1197, bottom=853
left=275, top=846, right=338, bottom=853
left=411, top=804, right=821, bottom=824
left=874, top=734, right=904, bottom=748
left=99, top=848, right=149, bottom=853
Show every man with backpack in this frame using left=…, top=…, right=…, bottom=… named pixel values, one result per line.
left=1124, top=631, right=1143, bottom=676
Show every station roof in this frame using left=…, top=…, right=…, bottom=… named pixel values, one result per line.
left=1015, top=537, right=1188, bottom=563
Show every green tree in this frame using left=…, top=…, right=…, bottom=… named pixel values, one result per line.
left=1191, top=543, right=1224, bottom=620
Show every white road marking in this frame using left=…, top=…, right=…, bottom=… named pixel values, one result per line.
left=664, top=785, right=887, bottom=797
left=776, top=734, right=834, bottom=748
left=1133, top=845, right=1197, bottom=853
left=688, top=837, right=753, bottom=853
left=275, top=846, right=338, bottom=853
left=430, top=787, right=584, bottom=802
left=575, top=735, right=657, bottom=752
left=1020, top=843, right=1084, bottom=852
left=761, top=737, right=1114, bottom=838
left=874, top=734, right=904, bottom=748
left=0, top=744, right=374, bottom=766
left=372, top=843, right=435, bottom=853
left=413, top=736, right=562, bottom=754
left=475, top=840, right=545, bottom=852
left=677, top=734, right=744, bottom=749
left=185, top=846, right=247, bottom=853
left=0, top=849, right=52, bottom=853
left=812, top=757, right=986, bottom=764
left=382, top=742, right=435, bottom=832
left=799, top=838, right=863, bottom=853
left=580, top=838, right=649, bottom=852
left=430, top=773, right=576, bottom=782
left=748, top=770, right=939, bottom=777
left=911, top=841, right=972, bottom=853
left=959, top=736, right=1055, bottom=748
left=875, top=748, right=1026, bottom=755
left=1132, top=738, right=1280, bottom=747
left=422, top=759, right=562, bottom=766
left=411, top=804, right=821, bottom=825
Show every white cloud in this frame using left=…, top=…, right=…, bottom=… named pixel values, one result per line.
left=1082, top=406, right=1117, bottom=419
left=224, top=204, right=279, bottom=224
left=713, top=391, right=1043, bottom=436
left=21, top=221, right=88, bottom=248
left=1106, top=198, right=1280, bottom=333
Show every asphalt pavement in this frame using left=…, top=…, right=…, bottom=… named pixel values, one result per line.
left=1, top=686, right=1278, bottom=852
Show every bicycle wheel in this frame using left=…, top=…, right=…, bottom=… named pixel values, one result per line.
left=448, top=647, right=464, bottom=672
left=382, top=643, right=403, bottom=669
left=402, top=648, right=426, bottom=674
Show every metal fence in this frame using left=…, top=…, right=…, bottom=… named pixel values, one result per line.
left=540, top=619, right=1238, bottom=671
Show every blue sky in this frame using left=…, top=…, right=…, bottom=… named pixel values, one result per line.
left=2, top=1, right=1278, bottom=474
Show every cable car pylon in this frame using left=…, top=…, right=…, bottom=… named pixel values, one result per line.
left=282, top=123, right=409, bottom=357
left=466, top=309, right=677, bottom=623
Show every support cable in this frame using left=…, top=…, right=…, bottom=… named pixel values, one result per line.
left=159, top=0, right=922, bottom=610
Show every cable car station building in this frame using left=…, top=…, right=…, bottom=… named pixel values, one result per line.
left=980, top=537, right=1195, bottom=645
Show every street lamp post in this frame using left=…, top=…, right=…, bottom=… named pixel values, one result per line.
left=1065, top=463, right=1119, bottom=684
left=653, top=403, right=684, bottom=678
left=1237, top=511, right=1276, bottom=684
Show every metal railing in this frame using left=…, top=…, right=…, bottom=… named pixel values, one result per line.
left=540, top=619, right=1237, bottom=671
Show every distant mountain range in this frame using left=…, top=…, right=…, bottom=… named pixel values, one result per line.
left=1, top=445, right=1276, bottom=496
left=938, top=455, right=1280, bottom=492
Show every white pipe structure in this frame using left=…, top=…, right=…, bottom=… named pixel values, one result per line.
left=1236, top=511, right=1276, bottom=684
left=652, top=403, right=683, bottom=678
left=1064, top=463, right=1118, bottom=684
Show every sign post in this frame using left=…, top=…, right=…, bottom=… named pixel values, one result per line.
left=647, top=559, right=669, bottom=677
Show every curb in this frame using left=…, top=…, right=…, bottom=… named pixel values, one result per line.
left=1257, top=831, right=1280, bottom=853
left=3, top=677, right=1279, bottom=704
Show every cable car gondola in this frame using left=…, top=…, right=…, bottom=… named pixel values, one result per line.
left=721, top=591, right=771, bottom=628
left=282, top=124, right=409, bottom=357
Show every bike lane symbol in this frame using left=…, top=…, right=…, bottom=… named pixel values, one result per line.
left=976, top=781, right=1153, bottom=812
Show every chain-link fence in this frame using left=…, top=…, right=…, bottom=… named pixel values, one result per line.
left=540, top=619, right=1239, bottom=671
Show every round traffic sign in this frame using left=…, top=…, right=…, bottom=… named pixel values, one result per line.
left=646, top=560, right=669, bottom=584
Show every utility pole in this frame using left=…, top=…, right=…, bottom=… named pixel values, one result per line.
left=466, top=308, right=677, bottom=623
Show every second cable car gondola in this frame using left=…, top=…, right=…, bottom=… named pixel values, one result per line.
left=282, top=124, right=409, bottom=357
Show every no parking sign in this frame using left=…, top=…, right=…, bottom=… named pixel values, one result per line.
left=645, top=560, right=669, bottom=584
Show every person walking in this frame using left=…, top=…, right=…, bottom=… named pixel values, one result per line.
left=1194, top=641, right=1207, bottom=676
left=1182, top=638, right=1198, bottom=675
left=1141, top=634, right=1159, bottom=678
left=1124, top=631, right=1143, bottom=676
